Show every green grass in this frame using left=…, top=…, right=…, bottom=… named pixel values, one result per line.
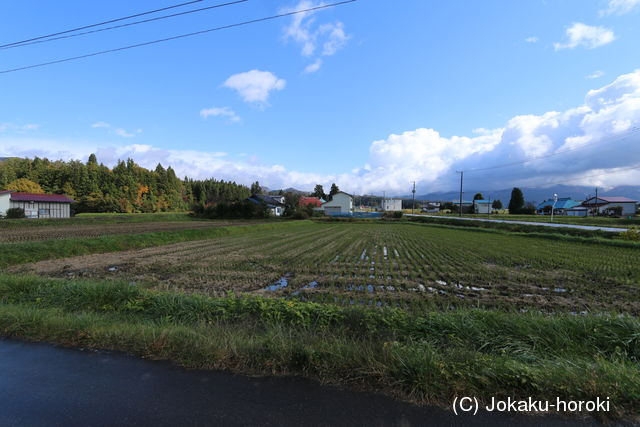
left=424, top=212, right=639, bottom=228
left=0, top=274, right=638, bottom=419
left=0, top=212, right=198, bottom=228
left=0, top=220, right=306, bottom=269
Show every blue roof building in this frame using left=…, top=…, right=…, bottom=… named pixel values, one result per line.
left=536, top=197, right=581, bottom=214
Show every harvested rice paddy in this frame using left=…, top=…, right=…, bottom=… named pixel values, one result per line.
left=13, top=221, right=640, bottom=314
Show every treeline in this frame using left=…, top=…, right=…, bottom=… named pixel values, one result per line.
left=0, top=155, right=250, bottom=213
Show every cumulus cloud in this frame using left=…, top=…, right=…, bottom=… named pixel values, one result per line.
left=600, top=0, right=640, bottom=15
left=223, top=70, right=286, bottom=104
left=282, top=1, right=351, bottom=73
left=200, top=106, right=240, bottom=123
left=554, top=23, right=615, bottom=50
left=92, top=122, right=141, bottom=138
left=525, top=36, right=539, bottom=43
left=3, top=71, right=640, bottom=194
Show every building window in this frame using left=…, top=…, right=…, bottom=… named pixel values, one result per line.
left=38, top=209, right=50, bottom=215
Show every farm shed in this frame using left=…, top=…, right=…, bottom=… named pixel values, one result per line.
left=581, top=196, right=638, bottom=216
left=382, top=198, right=402, bottom=211
left=0, top=191, right=75, bottom=218
left=473, top=200, right=492, bottom=214
left=322, top=192, right=353, bottom=215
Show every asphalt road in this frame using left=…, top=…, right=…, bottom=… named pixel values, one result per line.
left=0, top=339, right=603, bottom=427
left=406, top=215, right=627, bottom=233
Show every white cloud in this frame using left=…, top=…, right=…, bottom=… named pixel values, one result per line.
left=91, top=122, right=141, bottom=138
left=200, top=106, right=240, bottom=123
left=223, top=70, right=286, bottom=104
left=586, top=70, right=605, bottom=79
left=3, top=71, right=640, bottom=194
left=600, top=0, right=640, bottom=15
left=554, top=23, right=615, bottom=50
left=282, top=1, right=351, bottom=73
left=525, top=36, right=539, bottom=43
left=304, top=58, right=323, bottom=73
left=0, top=122, right=40, bottom=133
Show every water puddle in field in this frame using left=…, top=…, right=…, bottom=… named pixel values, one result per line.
left=553, top=288, right=568, bottom=293
left=360, top=249, right=367, bottom=260
left=435, top=280, right=447, bottom=286
left=367, top=284, right=374, bottom=293
left=303, top=281, right=318, bottom=289
left=470, top=286, right=486, bottom=291
left=394, top=249, right=400, bottom=258
left=263, top=276, right=288, bottom=291
left=417, top=284, right=426, bottom=292
left=107, top=266, right=119, bottom=272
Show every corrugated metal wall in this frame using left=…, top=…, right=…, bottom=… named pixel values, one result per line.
left=9, top=201, right=71, bottom=218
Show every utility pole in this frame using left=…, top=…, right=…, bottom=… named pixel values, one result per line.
left=411, top=181, right=416, bottom=214
left=594, top=187, right=598, bottom=217
left=382, top=191, right=386, bottom=212
left=488, top=195, right=491, bottom=216
left=456, top=171, right=464, bottom=217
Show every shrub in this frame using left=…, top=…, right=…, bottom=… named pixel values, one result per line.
left=619, top=226, right=640, bottom=241
left=383, top=211, right=403, bottom=219
left=5, top=207, right=26, bottom=219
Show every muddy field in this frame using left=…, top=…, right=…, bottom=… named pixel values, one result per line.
left=13, top=222, right=640, bottom=314
left=0, top=221, right=254, bottom=243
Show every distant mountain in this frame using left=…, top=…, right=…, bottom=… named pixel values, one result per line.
left=411, top=185, right=640, bottom=204
left=0, top=157, right=12, bottom=162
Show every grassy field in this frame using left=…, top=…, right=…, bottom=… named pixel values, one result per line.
left=1, top=218, right=639, bottom=420
left=0, top=212, right=197, bottom=229
left=422, top=212, right=640, bottom=228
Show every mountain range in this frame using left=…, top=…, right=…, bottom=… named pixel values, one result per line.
left=409, top=185, right=640, bottom=204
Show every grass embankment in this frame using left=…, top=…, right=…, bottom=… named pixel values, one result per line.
left=0, top=212, right=197, bottom=228
left=0, top=220, right=305, bottom=268
left=406, top=215, right=632, bottom=240
left=0, top=274, right=638, bottom=420
left=423, top=213, right=639, bottom=228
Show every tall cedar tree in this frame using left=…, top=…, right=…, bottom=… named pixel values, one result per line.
left=473, top=193, right=484, bottom=201
left=328, top=183, right=340, bottom=200
left=508, top=188, right=525, bottom=214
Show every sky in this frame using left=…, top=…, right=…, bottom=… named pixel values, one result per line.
left=0, top=0, right=639, bottom=195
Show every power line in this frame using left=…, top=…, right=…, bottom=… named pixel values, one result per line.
left=465, top=126, right=640, bottom=174
left=0, top=0, right=206, bottom=49
left=2, top=0, right=248, bottom=51
left=0, top=0, right=356, bottom=75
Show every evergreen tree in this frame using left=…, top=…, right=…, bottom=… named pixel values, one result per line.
left=473, top=193, right=484, bottom=200
left=328, top=183, right=340, bottom=200
left=492, top=199, right=503, bottom=209
left=311, top=184, right=326, bottom=200
left=508, top=188, right=525, bottom=214
left=250, top=181, right=262, bottom=194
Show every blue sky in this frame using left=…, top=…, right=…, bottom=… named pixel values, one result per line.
left=1, top=0, right=639, bottom=194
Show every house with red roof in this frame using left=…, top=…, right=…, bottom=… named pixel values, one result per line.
left=0, top=190, right=75, bottom=218
left=298, top=196, right=323, bottom=208
left=580, top=196, right=638, bottom=216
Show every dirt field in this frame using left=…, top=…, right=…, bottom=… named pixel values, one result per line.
left=0, top=221, right=254, bottom=243
left=13, top=222, right=640, bottom=314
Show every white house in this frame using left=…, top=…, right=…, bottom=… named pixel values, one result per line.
left=581, top=196, right=638, bottom=216
left=322, top=192, right=353, bottom=215
left=0, top=191, right=75, bottom=218
left=382, top=198, right=402, bottom=211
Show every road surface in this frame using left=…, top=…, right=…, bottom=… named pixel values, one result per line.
left=407, top=215, right=627, bottom=233
left=0, top=339, right=601, bottom=426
